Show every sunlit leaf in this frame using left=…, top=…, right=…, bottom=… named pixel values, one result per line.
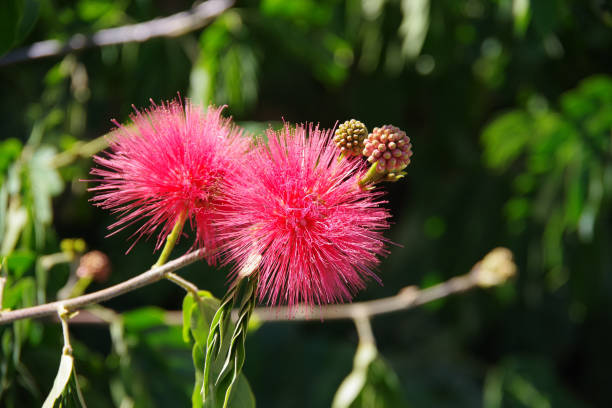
left=42, top=353, right=87, bottom=408
left=512, top=0, right=531, bottom=36
left=182, top=290, right=256, bottom=408
left=42, top=354, right=74, bottom=408
left=261, top=0, right=333, bottom=25
left=333, top=342, right=406, bottom=408
left=27, top=146, right=64, bottom=232
left=5, top=249, right=35, bottom=279
left=0, top=138, right=22, bottom=177
left=399, top=0, right=430, bottom=60
left=190, top=12, right=259, bottom=113
left=482, top=111, right=531, bottom=170
left=2, top=276, right=35, bottom=310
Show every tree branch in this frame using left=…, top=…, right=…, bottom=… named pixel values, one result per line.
left=0, top=249, right=206, bottom=325
left=254, top=273, right=471, bottom=321
left=253, top=247, right=517, bottom=321
left=4, top=248, right=515, bottom=326
left=65, top=259, right=512, bottom=325
left=0, top=0, right=234, bottom=67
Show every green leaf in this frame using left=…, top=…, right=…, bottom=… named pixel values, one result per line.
left=42, top=354, right=74, bottom=408
left=183, top=293, right=197, bottom=343
left=512, top=0, right=531, bottom=36
left=399, top=0, right=430, bottom=60
left=28, top=146, right=64, bottom=226
left=530, top=0, right=562, bottom=35
left=78, top=0, right=115, bottom=21
left=2, top=276, right=35, bottom=310
left=483, top=357, right=586, bottom=408
left=190, top=12, right=259, bottom=113
left=0, top=0, right=21, bottom=56
left=261, top=0, right=333, bottom=25
left=206, top=277, right=257, bottom=408
left=0, top=0, right=38, bottom=55
left=333, top=342, right=406, bottom=408
left=5, top=249, right=35, bottom=279
left=0, top=138, right=22, bottom=177
left=0, top=203, right=27, bottom=256
left=224, top=375, right=255, bottom=408
left=192, top=340, right=206, bottom=408
left=186, top=287, right=256, bottom=408
left=0, top=183, right=8, bottom=251
left=481, top=111, right=531, bottom=170
left=563, top=164, right=586, bottom=228
left=183, top=290, right=218, bottom=345
left=14, top=0, right=39, bottom=46
left=122, top=307, right=166, bottom=332
left=333, top=343, right=376, bottom=408
left=41, top=353, right=86, bottom=408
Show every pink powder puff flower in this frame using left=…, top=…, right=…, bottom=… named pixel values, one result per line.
left=216, top=124, right=391, bottom=307
left=88, top=99, right=248, bottom=263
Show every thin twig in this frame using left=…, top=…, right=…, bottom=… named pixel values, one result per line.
left=0, top=249, right=206, bottom=325
left=0, top=0, right=234, bottom=67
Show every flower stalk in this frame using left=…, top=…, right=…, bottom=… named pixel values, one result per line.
left=154, top=211, right=187, bottom=268
left=357, top=162, right=384, bottom=188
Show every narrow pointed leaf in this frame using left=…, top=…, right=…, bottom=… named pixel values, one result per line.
left=42, top=353, right=75, bottom=408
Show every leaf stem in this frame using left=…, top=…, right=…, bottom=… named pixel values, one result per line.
left=353, top=315, right=375, bottom=346
left=166, top=272, right=200, bottom=298
left=58, top=305, right=73, bottom=355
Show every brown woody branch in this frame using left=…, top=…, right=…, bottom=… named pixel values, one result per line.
left=45, top=248, right=517, bottom=325
left=0, top=0, right=234, bottom=67
left=0, top=249, right=206, bottom=325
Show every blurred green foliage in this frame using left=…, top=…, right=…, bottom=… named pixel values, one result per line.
left=1, top=0, right=612, bottom=407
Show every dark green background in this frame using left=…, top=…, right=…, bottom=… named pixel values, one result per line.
left=1, top=0, right=612, bottom=407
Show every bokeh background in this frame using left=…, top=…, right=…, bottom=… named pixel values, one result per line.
left=1, top=0, right=612, bottom=407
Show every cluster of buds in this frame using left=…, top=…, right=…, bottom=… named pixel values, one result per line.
left=60, top=238, right=87, bottom=258
left=336, top=120, right=413, bottom=187
left=333, top=119, right=368, bottom=157
left=363, top=125, right=412, bottom=174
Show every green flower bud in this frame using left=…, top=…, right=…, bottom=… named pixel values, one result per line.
left=334, top=119, right=368, bottom=157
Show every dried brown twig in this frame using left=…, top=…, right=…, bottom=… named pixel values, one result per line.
left=0, top=0, right=234, bottom=67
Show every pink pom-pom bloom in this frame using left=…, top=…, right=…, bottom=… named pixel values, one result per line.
left=89, top=100, right=248, bottom=262
left=217, top=124, right=391, bottom=307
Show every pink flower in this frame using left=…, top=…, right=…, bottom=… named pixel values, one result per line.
left=89, top=100, right=248, bottom=263
left=217, top=124, right=391, bottom=307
